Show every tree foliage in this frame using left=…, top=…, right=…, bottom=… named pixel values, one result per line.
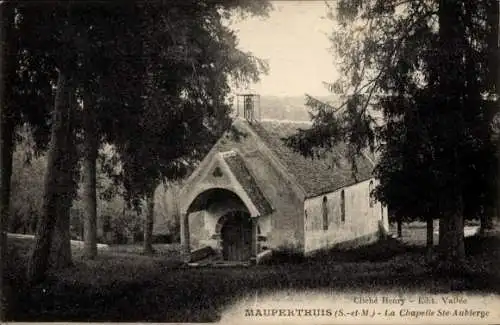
left=286, top=0, right=498, bottom=263
left=4, top=0, right=271, bottom=272
left=106, top=1, right=270, bottom=253
left=111, top=1, right=269, bottom=202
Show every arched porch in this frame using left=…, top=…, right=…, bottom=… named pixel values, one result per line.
left=181, top=187, right=261, bottom=263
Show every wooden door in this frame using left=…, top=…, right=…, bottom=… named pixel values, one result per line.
left=221, top=212, right=252, bottom=261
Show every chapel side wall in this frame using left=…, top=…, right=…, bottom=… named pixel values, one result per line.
left=303, top=178, right=387, bottom=254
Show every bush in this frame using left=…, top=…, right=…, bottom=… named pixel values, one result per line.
left=266, top=247, right=305, bottom=264
left=165, top=217, right=180, bottom=243
left=108, top=210, right=142, bottom=244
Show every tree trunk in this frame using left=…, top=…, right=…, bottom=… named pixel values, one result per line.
left=1, top=2, right=19, bottom=317
left=0, top=61, right=14, bottom=325
left=397, top=215, right=402, bottom=238
left=50, top=77, right=77, bottom=270
left=480, top=206, right=493, bottom=235
left=438, top=194, right=466, bottom=268
left=487, top=0, right=499, bottom=97
left=497, top=1, right=500, bottom=224
left=491, top=0, right=500, bottom=225
left=480, top=0, right=499, bottom=235
left=82, top=91, right=98, bottom=259
left=426, top=215, right=434, bottom=261
left=50, top=195, right=73, bottom=269
left=497, top=0, right=500, bottom=225
left=436, top=0, right=466, bottom=268
left=438, top=214, right=446, bottom=249
left=27, top=70, right=73, bottom=283
left=143, top=188, right=155, bottom=255
left=439, top=213, right=465, bottom=264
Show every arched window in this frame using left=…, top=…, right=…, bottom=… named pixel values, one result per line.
left=322, top=196, right=328, bottom=231
left=369, top=180, right=375, bottom=208
left=340, top=190, right=345, bottom=223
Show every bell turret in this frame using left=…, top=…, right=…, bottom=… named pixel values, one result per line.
left=236, top=93, right=260, bottom=123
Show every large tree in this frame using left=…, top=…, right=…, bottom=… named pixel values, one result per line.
left=286, top=0, right=498, bottom=266
left=20, top=1, right=85, bottom=282
left=75, top=1, right=141, bottom=259
left=5, top=0, right=270, bottom=282
left=0, top=2, right=16, bottom=319
left=8, top=0, right=138, bottom=279
left=2, top=0, right=55, bottom=290
left=108, top=0, right=269, bottom=254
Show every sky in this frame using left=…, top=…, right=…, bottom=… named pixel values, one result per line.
left=229, top=1, right=339, bottom=97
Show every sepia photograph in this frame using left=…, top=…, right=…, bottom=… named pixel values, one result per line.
left=0, top=0, right=499, bottom=323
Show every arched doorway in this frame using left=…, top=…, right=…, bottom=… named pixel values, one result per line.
left=220, top=211, right=252, bottom=261
left=182, top=187, right=263, bottom=263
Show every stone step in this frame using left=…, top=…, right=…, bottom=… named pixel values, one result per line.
left=188, top=260, right=251, bottom=268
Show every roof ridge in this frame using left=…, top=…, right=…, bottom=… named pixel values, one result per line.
left=223, top=152, right=274, bottom=216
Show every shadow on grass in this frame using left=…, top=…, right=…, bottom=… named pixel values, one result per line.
left=265, top=237, right=424, bottom=266
left=309, top=237, right=424, bottom=262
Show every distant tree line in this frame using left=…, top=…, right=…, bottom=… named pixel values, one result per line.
left=9, top=130, right=181, bottom=245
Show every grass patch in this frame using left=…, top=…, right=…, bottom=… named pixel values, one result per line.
left=4, top=230, right=500, bottom=322
left=306, top=237, right=422, bottom=263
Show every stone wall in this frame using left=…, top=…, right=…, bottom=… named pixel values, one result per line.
left=303, top=178, right=389, bottom=254
left=241, top=151, right=304, bottom=252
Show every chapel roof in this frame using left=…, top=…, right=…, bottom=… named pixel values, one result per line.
left=246, top=119, right=375, bottom=198
left=222, top=152, right=274, bottom=216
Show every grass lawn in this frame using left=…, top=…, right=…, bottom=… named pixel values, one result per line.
left=5, top=225, right=500, bottom=322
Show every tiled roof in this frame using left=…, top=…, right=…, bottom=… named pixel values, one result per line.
left=223, top=152, right=274, bottom=216
left=249, top=120, right=374, bottom=198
